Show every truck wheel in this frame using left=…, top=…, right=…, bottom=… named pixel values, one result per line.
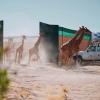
left=77, top=57, right=83, bottom=65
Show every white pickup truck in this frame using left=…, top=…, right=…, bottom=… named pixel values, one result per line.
left=73, top=42, right=100, bottom=65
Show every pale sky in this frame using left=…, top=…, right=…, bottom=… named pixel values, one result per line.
left=0, top=0, right=100, bottom=37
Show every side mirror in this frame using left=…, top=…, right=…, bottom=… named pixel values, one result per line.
left=87, top=50, right=89, bottom=52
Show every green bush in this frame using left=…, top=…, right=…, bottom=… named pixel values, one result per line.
left=0, top=69, right=10, bottom=100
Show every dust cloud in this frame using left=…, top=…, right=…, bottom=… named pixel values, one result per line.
left=2, top=36, right=100, bottom=100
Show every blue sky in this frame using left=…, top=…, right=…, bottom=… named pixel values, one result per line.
left=0, top=0, right=100, bottom=36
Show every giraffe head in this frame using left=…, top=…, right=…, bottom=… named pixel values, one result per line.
left=84, top=27, right=92, bottom=34
left=78, top=26, right=86, bottom=34
left=22, top=35, right=26, bottom=39
left=80, top=26, right=92, bottom=34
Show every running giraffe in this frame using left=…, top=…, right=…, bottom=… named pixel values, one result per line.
left=60, top=26, right=92, bottom=65
left=3, top=38, right=13, bottom=63
left=28, top=34, right=42, bottom=63
left=15, top=35, right=26, bottom=64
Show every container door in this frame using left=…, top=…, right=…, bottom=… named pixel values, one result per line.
left=40, top=22, right=59, bottom=63
left=0, top=21, right=3, bottom=62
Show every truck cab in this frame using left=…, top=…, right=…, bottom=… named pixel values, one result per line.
left=73, top=42, right=100, bottom=65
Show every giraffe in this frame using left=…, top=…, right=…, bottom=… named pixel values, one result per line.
left=28, top=34, right=41, bottom=63
left=3, top=38, right=13, bottom=63
left=15, top=35, right=26, bottom=64
left=73, top=27, right=91, bottom=53
left=59, top=27, right=83, bottom=65
left=60, top=26, right=92, bottom=65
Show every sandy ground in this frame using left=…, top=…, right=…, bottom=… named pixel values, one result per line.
left=3, top=37, right=100, bottom=100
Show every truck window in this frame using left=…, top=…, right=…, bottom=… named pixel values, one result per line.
left=88, top=46, right=96, bottom=52
left=97, top=43, right=100, bottom=51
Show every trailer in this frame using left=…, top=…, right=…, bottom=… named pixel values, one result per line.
left=39, top=22, right=92, bottom=64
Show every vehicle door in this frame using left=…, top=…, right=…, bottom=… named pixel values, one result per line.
left=85, top=45, right=97, bottom=60
left=96, top=43, right=100, bottom=60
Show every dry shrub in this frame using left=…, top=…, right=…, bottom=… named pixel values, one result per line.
left=0, top=68, right=10, bottom=100
left=46, top=85, right=68, bottom=100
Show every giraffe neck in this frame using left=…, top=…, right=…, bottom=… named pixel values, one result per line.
left=76, top=30, right=85, bottom=45
left=21, top=38, right=24, bottom=47
left=61, top=30, right=81, bottom=50
left=34, top=36, right=41, bottom=48
left=71, top=29, right=82, bottom=41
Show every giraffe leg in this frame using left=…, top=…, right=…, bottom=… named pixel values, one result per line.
left=20, top=51, right=23, bottom=60
left=28, top=53, right=30, bottom=64
left=19, top=52, right=22, bottom=64
left=70, top=57, right=74, bottom=65
left=28, top=52, right=32, bottom=64
left=67, top=57, right=70, bottom=65
left=15, top=51, right=18, bottom=63
left=64, top=55, right=69, bottom=65
left=60, top=51, right=65, bottom=65
left=20, top=53, right=22, bottom=63
left=36, top=53, right=40, bottom=61
left=67, top=56, right=74, bottom=66
left=62, top=53, right=65, bottom=65
left=62, top=51, right=68, bottom=65
left=17, top=53, right=20, bottom=64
